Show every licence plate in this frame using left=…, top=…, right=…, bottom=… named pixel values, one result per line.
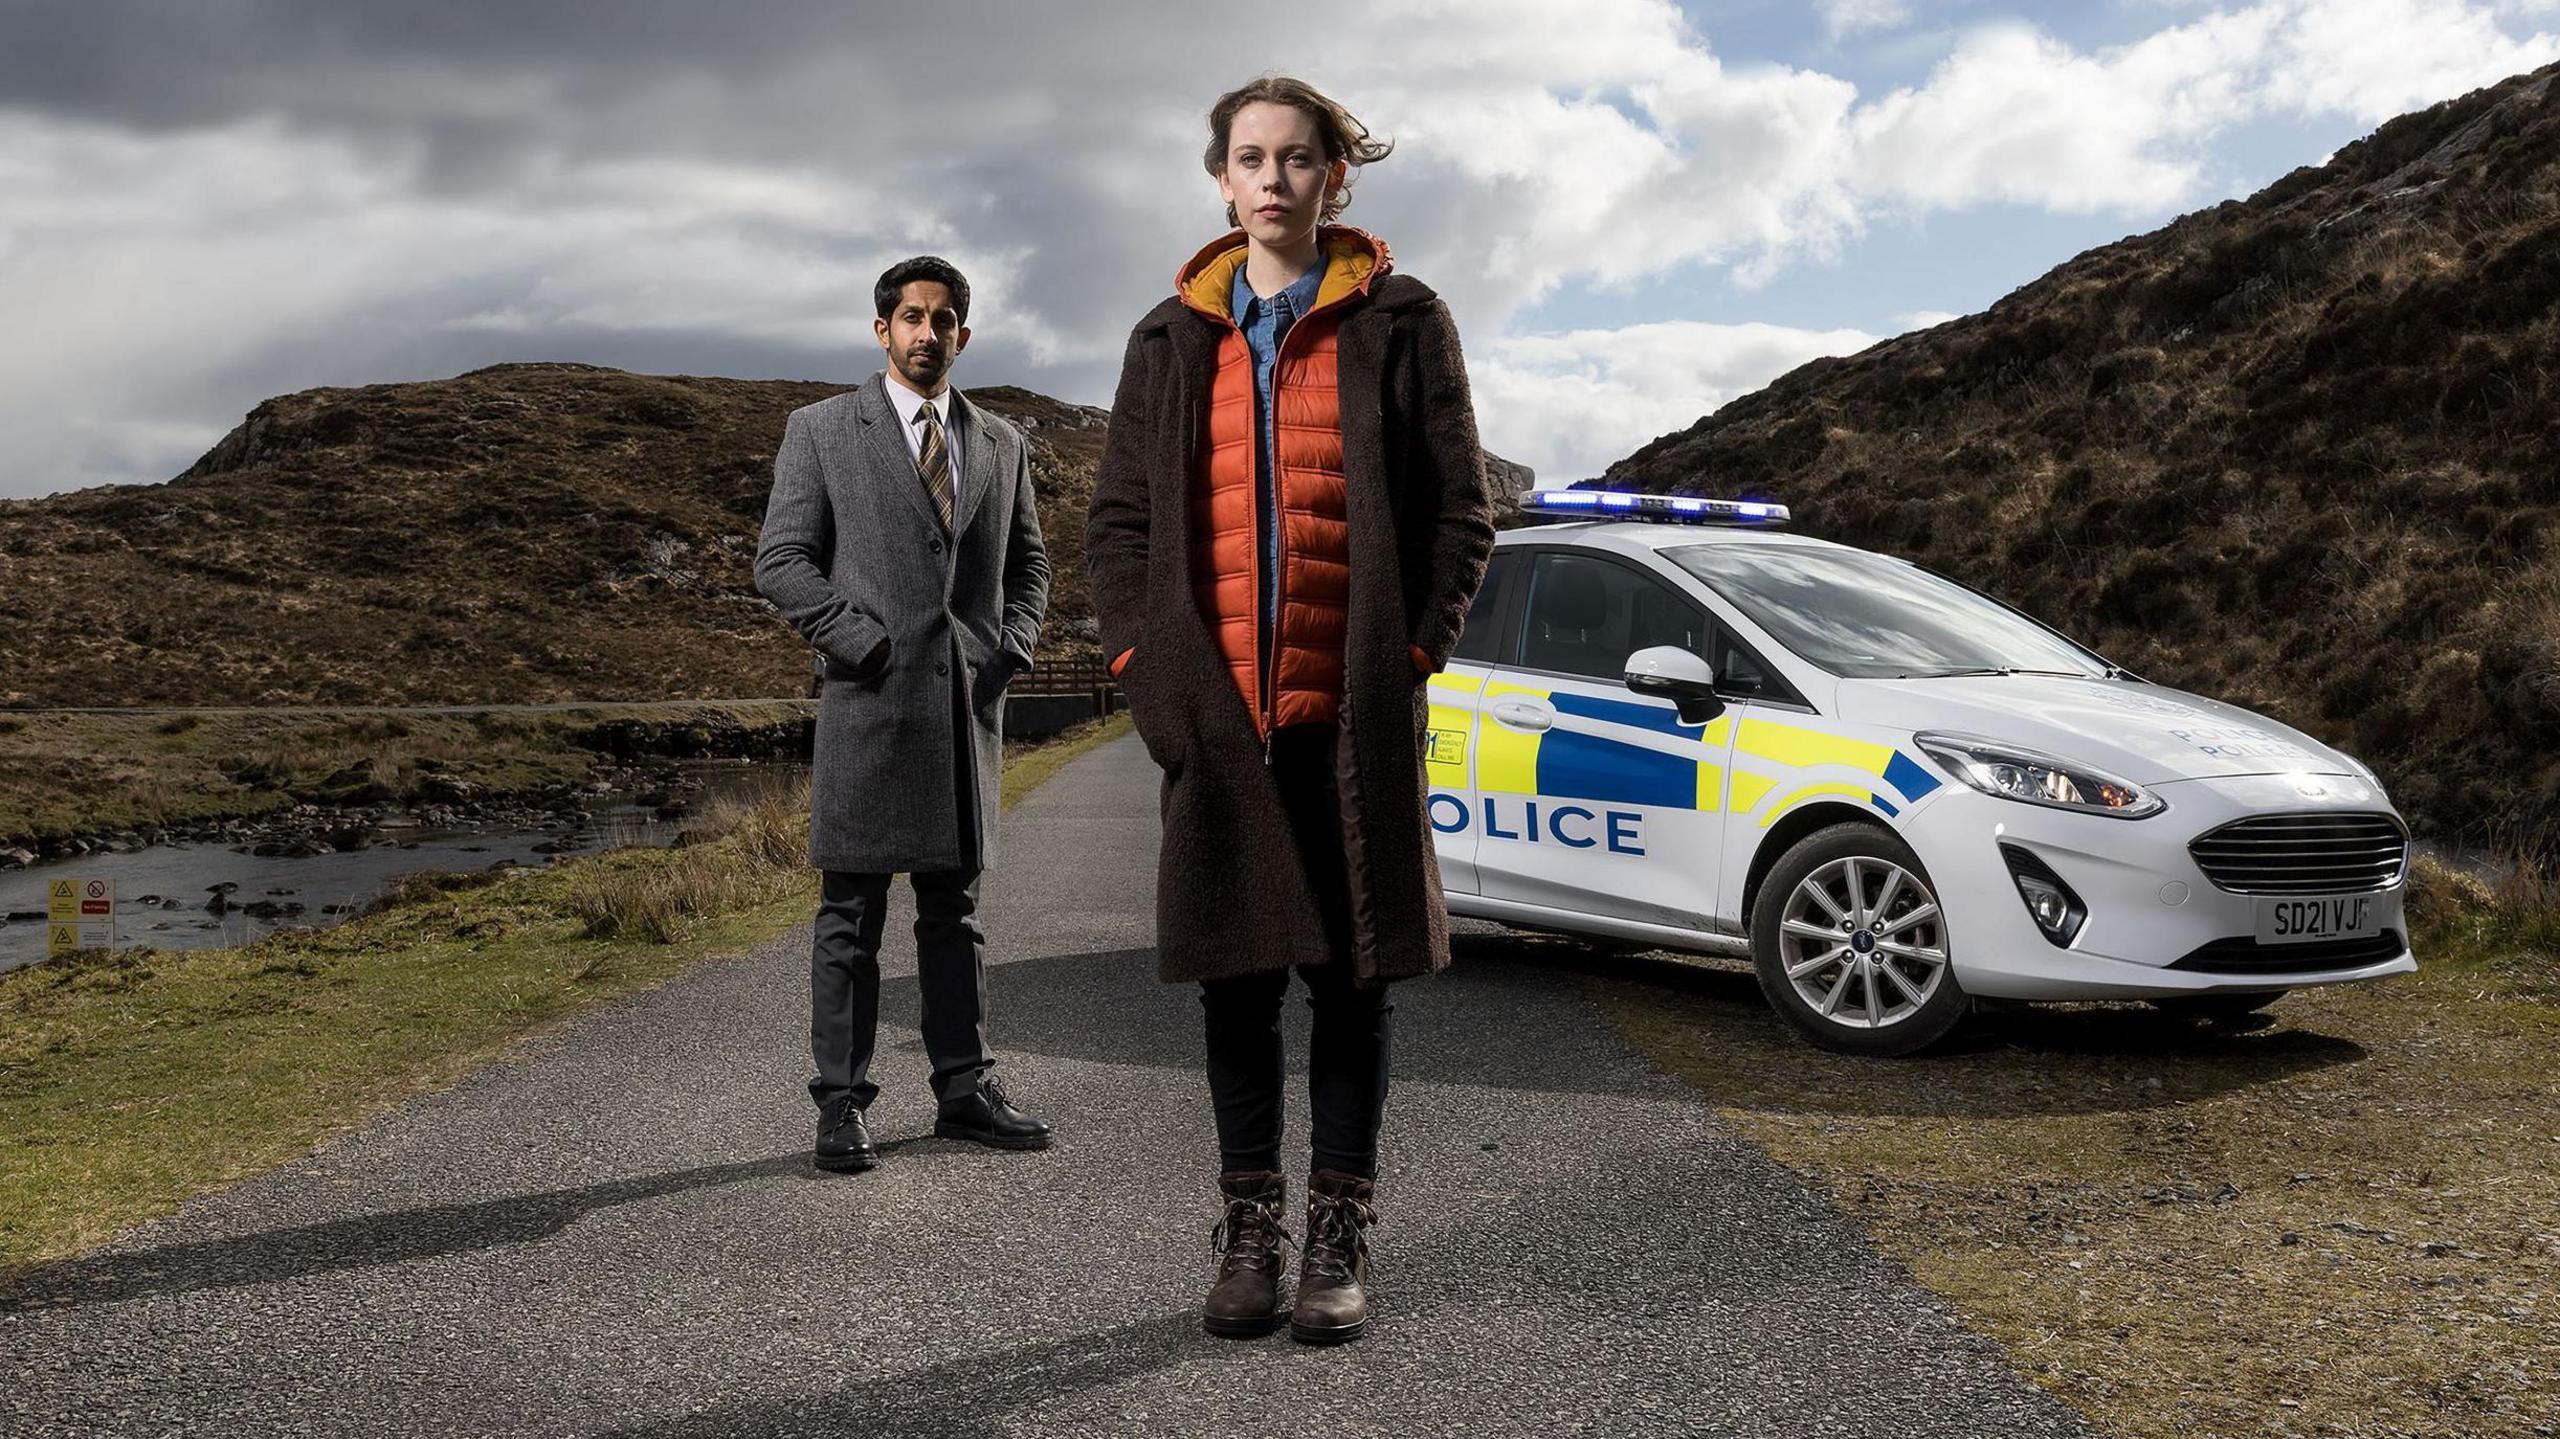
left=2254, top=893, right=2384, bottom=945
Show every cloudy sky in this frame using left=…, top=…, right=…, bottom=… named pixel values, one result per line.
left=3, top=0, right=2555, bottom=500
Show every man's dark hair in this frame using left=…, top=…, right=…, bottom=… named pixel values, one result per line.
left=874, top=256, right=971, bottom=326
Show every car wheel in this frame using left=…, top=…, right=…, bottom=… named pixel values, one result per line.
left=2149, top=992, right=2282, bottom=1022
left=1751, top=822, right=1968, bottom=1056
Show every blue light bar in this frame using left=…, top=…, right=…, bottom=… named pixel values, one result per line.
left=1521, top=488, right=1791, bottom=526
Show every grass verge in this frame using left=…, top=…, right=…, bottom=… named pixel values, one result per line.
left=0, top=713, right=1130, bottom=1282
left=1592, top=855, right=2558, bottom=1439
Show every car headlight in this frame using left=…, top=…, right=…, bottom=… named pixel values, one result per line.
left=1913, top=732, right=2165, bottom=819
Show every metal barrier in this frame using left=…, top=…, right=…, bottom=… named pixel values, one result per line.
left=1011, top=657, right=1123, bottom=713
left=802, top=652, right=1125, bottom=728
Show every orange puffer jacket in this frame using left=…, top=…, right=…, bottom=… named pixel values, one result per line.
left=1162, top=226, right=1388, bottom=737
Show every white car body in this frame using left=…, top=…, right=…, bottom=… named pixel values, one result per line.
left=1426, top=513, right=2416, bottom=1011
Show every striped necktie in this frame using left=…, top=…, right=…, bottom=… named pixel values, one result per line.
left=914, top=403, right=954, bottom=531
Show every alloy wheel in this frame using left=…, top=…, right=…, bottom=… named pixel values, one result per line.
left=1776, top=855, right=1948, bottom=1030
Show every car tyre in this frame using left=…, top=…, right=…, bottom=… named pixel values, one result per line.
left=1751, top=822, right=1969, bottom=1057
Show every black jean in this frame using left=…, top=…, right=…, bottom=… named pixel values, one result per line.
left=1200, top=962, right=1395, bottom=1178
left=808, top=867, right=992, bottom=1110
left=1196, top=723, right=1395, bottom=1179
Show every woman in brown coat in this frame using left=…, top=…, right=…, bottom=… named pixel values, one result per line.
left=1085, top=75, right=1495, bottom=1346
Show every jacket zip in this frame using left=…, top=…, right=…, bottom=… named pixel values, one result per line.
left=1257, top=288, right=1342, bottom=764
left=1215, top=307, right=1275, bottom=765
left=1181, top=249, right=1370, bottom=764
left=1261, top=327, right=1285, bottom=766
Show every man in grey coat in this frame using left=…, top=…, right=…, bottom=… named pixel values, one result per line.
left=753, top=255, right=1052, bottom=1173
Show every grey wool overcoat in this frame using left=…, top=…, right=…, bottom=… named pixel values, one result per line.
left=1085, top=272, right=1496, bottom=986
left=754, top=373, right=1049, bottom=874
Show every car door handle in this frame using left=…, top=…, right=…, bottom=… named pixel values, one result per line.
left=1490, top=699, right=1554, bottom=732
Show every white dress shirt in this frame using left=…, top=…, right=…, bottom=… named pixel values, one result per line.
left=881, top=373, right=961, bottom=507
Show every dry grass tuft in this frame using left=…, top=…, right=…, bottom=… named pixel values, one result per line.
left=562, top=774, right=810, bottom=945
left=683, top=772, right=812, bottom=872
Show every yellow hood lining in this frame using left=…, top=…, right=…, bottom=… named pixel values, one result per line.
left=1178, top=227, right=1385, bottom=320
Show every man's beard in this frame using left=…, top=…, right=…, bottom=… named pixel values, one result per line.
left=892, top=347, right=948, bottom=390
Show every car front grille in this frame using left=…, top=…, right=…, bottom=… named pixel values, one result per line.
left=2167, top=930, right=2407, bottom=975
left=2187, top=812, right=2408, bottom=895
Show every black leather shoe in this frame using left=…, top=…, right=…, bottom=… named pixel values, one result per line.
left=932, top=1075, right=1053, bottom=1150
left=814, top=1096, right=877, bottom=1173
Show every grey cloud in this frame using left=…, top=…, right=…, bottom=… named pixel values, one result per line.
left=0, top=2, right=834, bottom=130
left=13, top=291, right=1107, bottom=502
left=0, top=2, right=1221, bottom=152
left=0, top=0, right=1264, bottom=495
left=50, top=0, right=2493, bottom=498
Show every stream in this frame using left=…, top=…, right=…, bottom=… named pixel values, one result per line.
left=0, top=761, right=808, bottom=975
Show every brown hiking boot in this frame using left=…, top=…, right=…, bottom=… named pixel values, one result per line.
left=1290, top=1170, right=1376, bottom=1345
left=1203, top=1171, right=1291, bottom=1338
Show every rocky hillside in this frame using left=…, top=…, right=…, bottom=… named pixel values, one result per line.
left=0, top=365, right=1111, bottom=707
left=1602, top=64, right=2560, bottom=842
left=1, top=362, right=1536, bottom=713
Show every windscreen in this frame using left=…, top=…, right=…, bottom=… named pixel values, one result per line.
left=1661, top=543, right=2109, bottom=680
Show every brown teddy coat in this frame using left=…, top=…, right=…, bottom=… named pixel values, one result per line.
left=1086, top=264, right=1496, bottom=985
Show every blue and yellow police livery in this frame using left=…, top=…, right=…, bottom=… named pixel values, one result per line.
left=1428, top=491, right=2415, bottom=1056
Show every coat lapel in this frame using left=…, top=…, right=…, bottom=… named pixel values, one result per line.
left=1332, top=301, right=1392, bottom=457
left=848, top=372, right=946, bottom=536
left=1161, top=314, right=1221, bottom=598
left=947, top=387, right=1000, bottom=543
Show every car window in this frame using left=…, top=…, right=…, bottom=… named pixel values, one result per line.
left=1451, top=551, right=1520, bottom=665
left=1716, top=634, right=1766, bottom=692
left=1516, top=552, right=1703, bottom=681
left=1662, top=542, right=2109, bottom=680
left=1710, top=623, right=1804, bottom=707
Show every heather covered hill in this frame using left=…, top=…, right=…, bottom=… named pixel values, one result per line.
left=0, top=364, right=1110, bottom=708
left=1602, top=64, right=2560, bottom=841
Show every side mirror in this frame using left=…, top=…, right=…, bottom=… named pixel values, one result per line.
left=1624, top=645, right=1724, bottom=726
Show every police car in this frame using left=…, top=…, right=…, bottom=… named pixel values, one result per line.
left=1427, top=489, right=2415, bottom=1055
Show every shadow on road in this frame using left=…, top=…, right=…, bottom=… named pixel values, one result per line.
left=595, top=1308, right=1211, bottom=1439
left=0, top=1150, right=827, bottom=1313
left=0, top=933, right=1699, bottom=1321
left=890, top=940, right=1708, bottom=1099
left=893, top=930, right=2363, bottom=1120
left=1526, top=933, right=2371, bottom=1119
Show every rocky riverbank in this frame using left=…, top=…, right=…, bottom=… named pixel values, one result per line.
left=0, top=759, right=705, bottom=873
left=0, top=700, right=813, bottom=869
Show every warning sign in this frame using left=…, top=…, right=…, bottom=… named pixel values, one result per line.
left=45, top=879, right=112, bottom=955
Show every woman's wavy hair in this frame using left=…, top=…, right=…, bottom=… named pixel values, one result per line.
left=1203, top=75, right=1393, bottom=229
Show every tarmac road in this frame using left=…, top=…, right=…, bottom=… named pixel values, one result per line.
left=0, top=733, right=2095, bottom=1438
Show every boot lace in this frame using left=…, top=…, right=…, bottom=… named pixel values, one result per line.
left=1302, top=1191, right=1375, bottom=1283
left=1210, top=1195, right=1292, bottom=1277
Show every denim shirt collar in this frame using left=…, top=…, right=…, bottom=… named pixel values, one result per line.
left=1232, top=253, right=1326, bottom=331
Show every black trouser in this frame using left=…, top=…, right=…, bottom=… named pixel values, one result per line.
left=1197, top=723, right=1395, bottom=1179
left=808, top=867, right=992, bottom=1110
left=1201, top=962, right=1395, bottom=1178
